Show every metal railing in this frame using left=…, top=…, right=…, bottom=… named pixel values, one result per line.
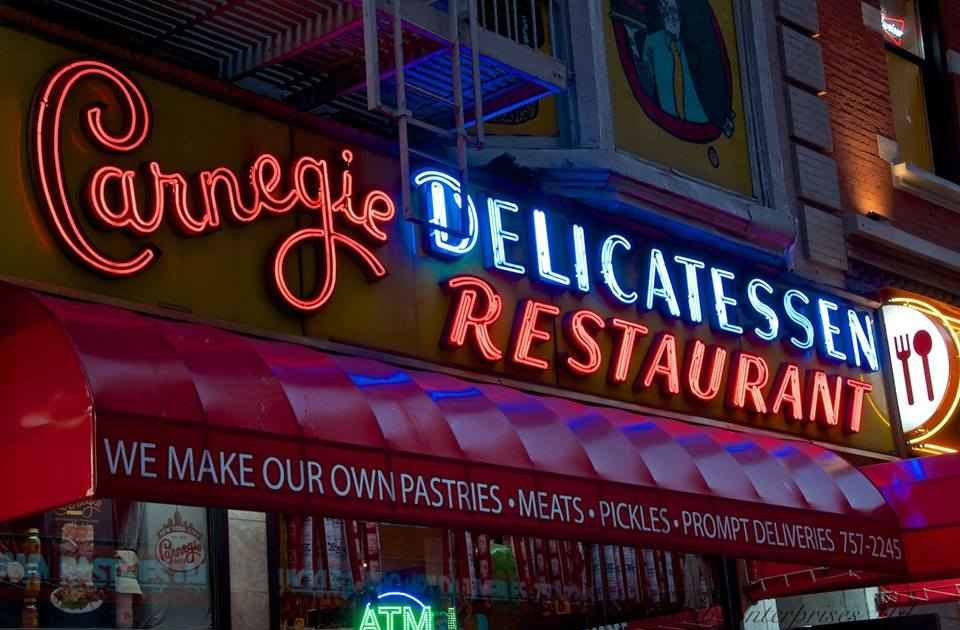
left=365, top=0, right=486, bottom=219
left=363, top=0, right=560, bottom=219
left=477, top=0, right=555, bottom=56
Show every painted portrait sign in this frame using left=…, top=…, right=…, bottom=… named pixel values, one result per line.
left=605, top=0, right=753, bottom=196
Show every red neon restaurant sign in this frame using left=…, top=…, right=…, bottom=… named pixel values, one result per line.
left=29, top=60, right=885, bottom=437
left=443, top=275, right=873, bottom=433
left=412, top=166, right=882, bottom=435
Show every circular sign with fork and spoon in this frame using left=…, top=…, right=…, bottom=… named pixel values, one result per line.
left=882, top=301, right=960, bottom=442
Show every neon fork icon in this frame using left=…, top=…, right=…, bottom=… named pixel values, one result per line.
left=894, top=334, right=915, bottom=405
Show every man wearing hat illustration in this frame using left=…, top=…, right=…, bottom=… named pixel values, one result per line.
left=612, top=0, right=736, bottom=142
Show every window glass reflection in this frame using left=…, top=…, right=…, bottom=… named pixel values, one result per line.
left=0, top=501, right=212, bottom=629
left=275, top=515, right=723, bottom=630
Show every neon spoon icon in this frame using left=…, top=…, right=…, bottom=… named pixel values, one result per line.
left=913, top=330, right=935, bottom=402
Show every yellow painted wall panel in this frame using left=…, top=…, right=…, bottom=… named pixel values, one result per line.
left=604, top=0, right=753, bottom=196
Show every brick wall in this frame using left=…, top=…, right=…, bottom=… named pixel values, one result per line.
left=818, top=0, right=960, bottom=250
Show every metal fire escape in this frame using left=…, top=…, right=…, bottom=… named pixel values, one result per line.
left=21, top=0, right=567, bottom=215
left=363, top=0, right=482, bottom=217
left=356, top=0, right=567, bottom=216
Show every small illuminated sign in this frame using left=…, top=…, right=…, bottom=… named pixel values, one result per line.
left=882, top=299, right=960, bottom=448
left=357, top=592, right=456, bottom=630
left=881, top=11, right=907, bottom=47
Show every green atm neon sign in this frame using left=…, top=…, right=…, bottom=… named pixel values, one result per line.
left=357, top=592, right=457, bottom=630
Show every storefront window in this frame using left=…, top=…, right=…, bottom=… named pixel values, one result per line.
left=273, top=514, right=724, bottom=630
left=0, top=501, right=212, bottom=629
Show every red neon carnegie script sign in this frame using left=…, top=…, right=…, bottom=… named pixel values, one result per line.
left=30, top=60, right=395, bottom=312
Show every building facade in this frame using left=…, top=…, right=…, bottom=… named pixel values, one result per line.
left=2, top=1, right=960, bottom=630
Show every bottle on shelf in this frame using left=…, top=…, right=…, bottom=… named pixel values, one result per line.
left=24, top=528, right=42, bottom=600
left=22, top=598, right=39, bottom=628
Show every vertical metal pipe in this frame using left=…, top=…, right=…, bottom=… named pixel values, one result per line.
left=451, top=0, right=468, bottom=183
left=548, top=0, right=555, bottom=56
left=493, top=0, right=500, bottom=36
left=469, top=0, right=485, bottom=146
left=511, top=0, right=519, bottom=44
left=529, top=0, right=537, bottom=49
left=393, top=1, right=407, bottom=115
left=362, top=0, right=380, bottom=110
left=393, top=0, right=411, bottom=218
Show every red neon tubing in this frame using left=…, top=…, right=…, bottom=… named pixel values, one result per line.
left=511, top=300, right=561, bottom=370
left=442, top=275, right=504, bottom=362
left=32, top=59, right=157, bottom=275
left=33, top=60, right=397, bottom=311
left=565, top=310, right=606, bottom=376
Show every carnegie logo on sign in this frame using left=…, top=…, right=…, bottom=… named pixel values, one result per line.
left=882, top=298, right=960, bottom=451
left=30, top=60, right=395, bottom=312
left=415, top=170, right=882, bottom=435
left=154, top=510, right=205, bottom=573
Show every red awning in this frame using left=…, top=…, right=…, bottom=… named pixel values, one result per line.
left=864, top=454, right=960, bottom=579
left=742, top=454, right=960, bottom=599
left=0, top=284, right=905, bottom=572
